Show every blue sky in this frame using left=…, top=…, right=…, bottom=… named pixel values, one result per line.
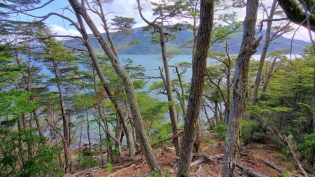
left=11, top=0, right=315, bottom=42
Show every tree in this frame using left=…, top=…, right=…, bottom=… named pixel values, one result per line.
left=251, top=0, right=293, bottom=105
left=0, top=44, right=58, bottom=176
left=38, top=35, right=80, bottom=173
left=67, top=0, right=160, bottom=172
left=176, top=0, right=214, bottom=176
left=277, top=0, right=315, bottom=133
left=137, top=0, right=187, bottom=156
left=221, top=0, right=262, bottom=176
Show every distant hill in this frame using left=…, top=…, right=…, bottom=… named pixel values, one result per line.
left=63, top=27, right=311, bottom=55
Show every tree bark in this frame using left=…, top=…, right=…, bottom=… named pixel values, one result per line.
left=68, top=0, right=159, bottom=172
left=221, top=0, right=261, bottom=176
left=251, top=0, right=277, bottom=105
left=176, top=0, right=214, bottom=176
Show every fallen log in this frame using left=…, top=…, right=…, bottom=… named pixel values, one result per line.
left=236, top=164, right=264, bottom=177
left=112, top=158, right=142, bottom=170
left=190, top=154, right=224, bottom=167
left=260, top=158, right=303, bottom=177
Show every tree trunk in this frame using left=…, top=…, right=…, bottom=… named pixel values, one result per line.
left=86, top=106, right=92, bottom=160
left=214, top=101, right=219, bottom=124
left=261, top=57, right=277, bottom=92
left=251, top=0, right=277, bottom=105
left=225, top=59, right=231, bottom=124
left=175, top=66, right=187, bottom=116
left=136, top=0, right=180, bottom=156
left=98, top=127, right=105, bottom=166
left=68, top=0, right=159, bottom=172
left=52, top=60, right=72, bottom=173
left=176, top=0, right=214, bottom=176
left=33, top=109, right=44, bottom=137
left=222, top=0, right=260, bottom=176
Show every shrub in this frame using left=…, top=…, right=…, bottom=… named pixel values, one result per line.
left=213, top=123, right=228, bottom=140
left=241, top=118, right=263, bottom=145
left=298, top=133, right=315, bottom=170
left=77, top=156, right=96, bottom=169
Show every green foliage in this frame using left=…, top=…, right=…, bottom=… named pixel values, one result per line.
left=211, top=12, right=242, bottom=44
left=128, top=40, right=141, bottom=46
left=137, top=92, right=168, bottom=122
left=149, top=168, right=171, bottom=177
left=203, top=135, right=211, bottom=143
left=241, top=118, right=263, bottom=145
left=111, top=16, right=136, bottom=32
left=0, top=123, right=57, bottom=176
left=53, top=171, right=64, bottom=177
left=0, top=45, right=20, bottom=89
left=106, top=162, right=113, bottom=173
left=150, top=34, right=160, bottom=44
left=298, top=133, right=315, bottom=170
left=0, top=90, right=37, bottom=120
left=77, top=156, right=96, bottom=169
left=150, top=168, right=161, bottom=177
left=283, top=172, right=293, bottom=177
left=163, top=168, right=170, bottom=177
left=213, top=123, right=228, bottom=140
left=281, top=147, right=290, bottom=156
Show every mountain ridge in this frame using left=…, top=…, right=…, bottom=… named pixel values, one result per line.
left=63, top=27, right=311, bottom=55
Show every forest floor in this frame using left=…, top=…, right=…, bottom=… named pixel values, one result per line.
left=66, top=132, right=308, bottom=177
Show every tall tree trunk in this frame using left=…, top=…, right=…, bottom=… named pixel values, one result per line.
left=68, top=0, right=159, bottom=172
left=176, top=0, right=214, bottom=176
left=222, top=0, right=261, bottom=176
left=136, top=0, right=180, bottom=156
left=85, top=106, right=92, bottom=160
left=159, top=16, right=180, bottom=158
left=261, top=57, right=277, bottom=92
left=33, top=110, right=44, bottom=137
left=98, top=127, right=105, bottom=166
left=214, top=101, right=219, bottom=124
left=78, top=117, right=83, bottom=171
left=251, top=0, right=277, bottom=105
left=73, top=9, right=135, bottom=158
left=175, top=66, right=187, bottom=116
left=52, top=60, right=72, bottom=173
left=136, top=1, right=181, bottom=156
left=225, top=63, right=231, bottom=124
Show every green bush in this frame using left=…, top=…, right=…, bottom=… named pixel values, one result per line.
left=77, top=156, right=96, bottom=169
left=298, top=133, right=315, bottom=170
left=106, top=162, right=113, bottom=173
left=150, top=168, right=161, bottom=177
left=241, top=118, right=263, bottom=145
left=213, top=123, right=228, bottom=140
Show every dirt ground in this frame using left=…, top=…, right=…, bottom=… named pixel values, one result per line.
left=67, top=133, right=307, bottom=177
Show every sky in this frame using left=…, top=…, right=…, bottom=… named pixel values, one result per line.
left=14, top=0, right=315, bottom=42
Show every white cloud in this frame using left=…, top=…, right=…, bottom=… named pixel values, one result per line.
left=282, top=25, right=315, bottom=42
left=49, top=25, right=82, bottom=40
